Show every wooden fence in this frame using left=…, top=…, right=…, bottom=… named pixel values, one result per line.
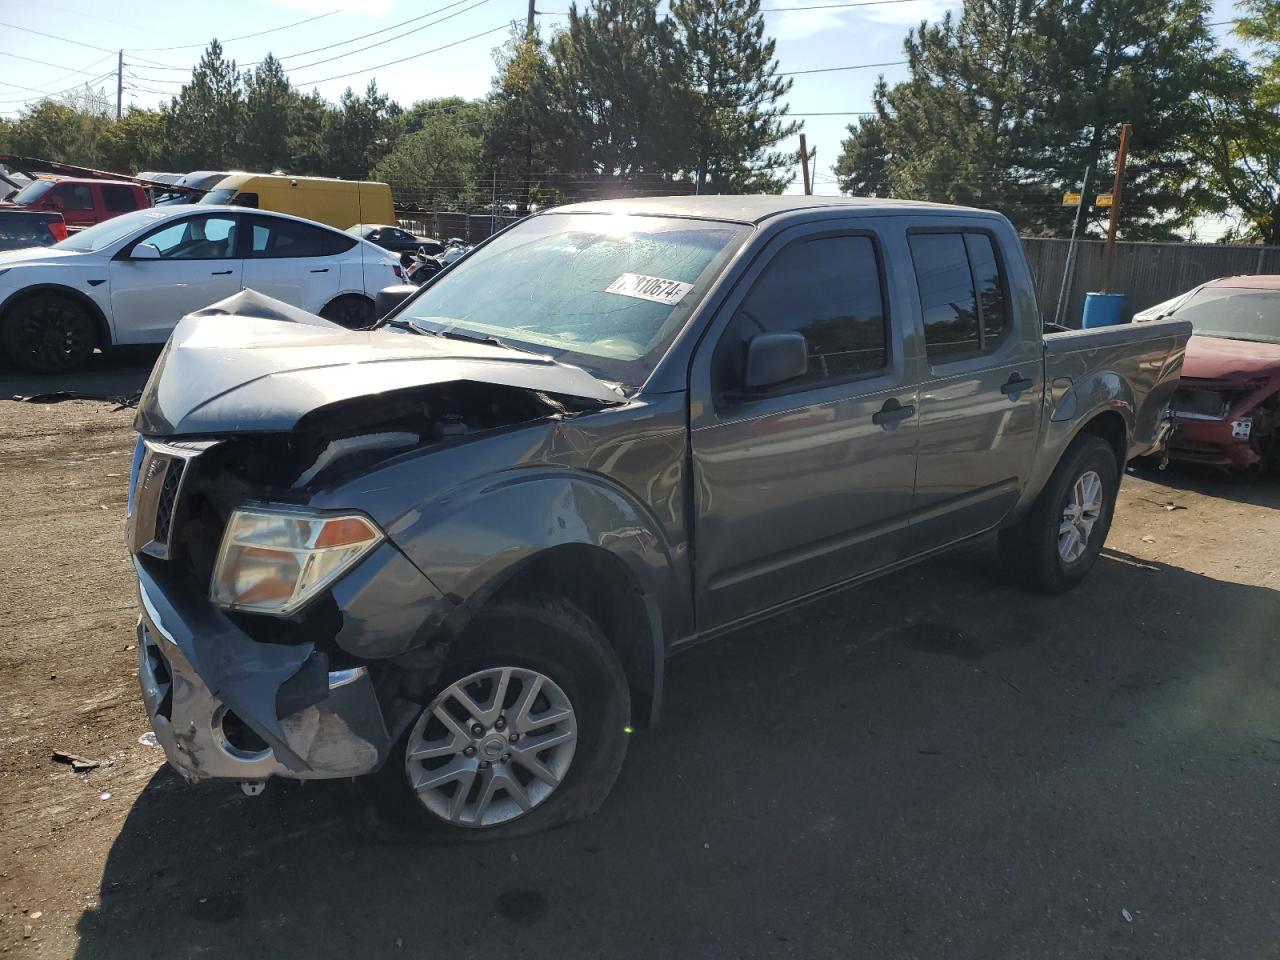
left=1021, top=237, right=1280, bottom=327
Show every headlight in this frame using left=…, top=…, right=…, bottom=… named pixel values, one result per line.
left=210, top=508, right=383, bottom=616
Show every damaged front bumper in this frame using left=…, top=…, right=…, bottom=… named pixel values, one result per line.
left=136, top=558, right=391, bottom=784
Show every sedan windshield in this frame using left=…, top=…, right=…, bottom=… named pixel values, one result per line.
left=1172, top=287, right=1280, bottom=344
left=53, top=208, right=171, bottom=253
left=394, top=213, right=748, bottom=386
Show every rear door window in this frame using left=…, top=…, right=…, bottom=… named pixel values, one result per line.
left=102, top=185, right=138, bottom=212
left=909, top=230, right=1011, bottom=364
left=248, top=216, right=331, bottom=258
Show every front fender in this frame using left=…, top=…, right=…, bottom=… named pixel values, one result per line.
left=387, top=467, right=681, bottom=642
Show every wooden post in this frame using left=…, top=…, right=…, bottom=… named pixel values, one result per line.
left=799, top=133, right=811, bottom=196
left=1099, top=122, right=1131, bottom=294
left=527, top=0, right=536, bottom=35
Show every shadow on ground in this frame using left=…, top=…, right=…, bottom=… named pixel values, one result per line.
left=1, top=347, right=160, bottom=403
left=1129, top=457, right=1280, bottom=509
left=75, top=542, right=1280, bottom=959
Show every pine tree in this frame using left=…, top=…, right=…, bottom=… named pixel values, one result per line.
left=320, top=81, right=401, bottom=178
left=671, top=0, right=799, bottom=192
left=242, top=54, right=296, bottom=173
left=548, top=0, right=685, bottom=181
left=485, top=32, right=558, bottom=210
left=170, top=40, right=244, bottom=168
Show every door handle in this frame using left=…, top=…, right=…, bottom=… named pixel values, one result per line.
left=1001, top=374, right=1034, bottom=399
left=872, top=397, right=915, bottom=431
left=211, top=269, right=233, bottom=275
left=310, top=268, right=329, bottom=273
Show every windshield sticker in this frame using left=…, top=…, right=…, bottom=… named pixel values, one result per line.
left=606, top=273, right=694, bottom=306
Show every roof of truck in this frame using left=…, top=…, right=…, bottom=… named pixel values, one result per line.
left=552, top=194, right=994, bottom=224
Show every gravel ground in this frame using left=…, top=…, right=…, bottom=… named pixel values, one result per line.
left=1, top=377, right=1278, bottom=959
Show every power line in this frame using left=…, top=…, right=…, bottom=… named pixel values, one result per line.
left=286, top=0, right=494, bottom=73
left=0, top=71, right=116, bottom=107
left=0, top=21, right=117, bottom=54
left=290, top=22, right=514, bottom=86
left=0, top=49, right=118, bottom=77
left=273, top=0, right=482, bottom=63
left=132, top=8, right=349, bottom=52
left=779, top=59, right=906, bottom=76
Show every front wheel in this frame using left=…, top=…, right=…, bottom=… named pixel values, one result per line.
left=363, top=601, right=630, bottom=840
left=999, top=434, right=1119, bottom=593
left=1, top=294, right=97, bottom=373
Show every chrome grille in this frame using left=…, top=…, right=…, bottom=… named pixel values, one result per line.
left=127, top=440, right=212, bottom=559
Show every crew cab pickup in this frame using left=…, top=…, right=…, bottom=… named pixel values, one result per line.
left=128, top=196, right=1191, bottom=839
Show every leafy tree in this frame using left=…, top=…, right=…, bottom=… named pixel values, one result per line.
left=169, top=40, right=244, bottom=168
left=836, top=0, right=1232, bottom=238
left=1181, top=56, right=1280, bottom=243
left=320, top=81, right=401, bottom=178
left=373, top=110, right=479, bottom=232
left=548, top=0, right=686, bottom=179
left=1236, top=0, right=1280, bottom=108
left=670, top=0, right=798, bottom=192
left=8, top=101, right=108, bottom=167
left=101, top=106, right=170, bottom=172
left=242, top=54, right=297, bottom=172
left=484, top=33, right=559, bottom=210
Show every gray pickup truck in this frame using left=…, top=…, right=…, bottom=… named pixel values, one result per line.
left=128, top=196, right=1191, bottom=838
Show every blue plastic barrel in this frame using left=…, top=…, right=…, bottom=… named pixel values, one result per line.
left=1082, top=292, right=1128, bottom=328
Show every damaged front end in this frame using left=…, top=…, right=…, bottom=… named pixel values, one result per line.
left=128, top=291, right=621, bottom=789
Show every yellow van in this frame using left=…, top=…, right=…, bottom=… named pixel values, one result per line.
left=199, top=174, right=394, bottom=229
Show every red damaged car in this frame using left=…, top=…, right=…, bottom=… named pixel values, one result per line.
left=1135, top=276, right=1280, bottom=471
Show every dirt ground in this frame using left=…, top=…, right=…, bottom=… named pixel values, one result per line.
left=1, top=363, right=1278, bottom=959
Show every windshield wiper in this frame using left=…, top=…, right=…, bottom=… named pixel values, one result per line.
left=378, top=317, right=427, bottom=335
left=422, top=326, right=548, bottom=357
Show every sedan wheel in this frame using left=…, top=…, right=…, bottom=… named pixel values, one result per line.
left=2, top=296, right=96, bottom=373
left=405, top=666, right=578, bottom=828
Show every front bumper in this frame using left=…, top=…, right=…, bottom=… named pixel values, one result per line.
left=1167, top=418, right=1263, bottom=469
left=136, top=559, right=391, bottom=784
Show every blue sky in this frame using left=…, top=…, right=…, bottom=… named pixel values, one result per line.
left=0, top=0, right=1246, bottom=193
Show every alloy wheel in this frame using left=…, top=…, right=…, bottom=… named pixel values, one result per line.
left=1058, top=469, right=1103, bottom=563
left=17, top=303, right=91, bottom=371
left=404, top=666, right=578, bottom=828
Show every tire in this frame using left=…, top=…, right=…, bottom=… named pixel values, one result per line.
left=1, top=293, right=97, bottom=373
left=362, top=601, right=630, bottom=841
left=999, top=434, right=1119, bottom=594
left=319, top=294, right=375, bottom=329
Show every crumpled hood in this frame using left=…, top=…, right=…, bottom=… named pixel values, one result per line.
left=1181, top=334, right=1280, bottom=383
left=134, top=289, right=624, bottom=435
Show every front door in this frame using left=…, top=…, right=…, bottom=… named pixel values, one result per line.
left=690, top=226, right=919, bottom=630
left=109, top=213, right=243, bottom=344
left=903, top=229, right=1043, bottom=554
left=240, top=215, right=341, bottom=313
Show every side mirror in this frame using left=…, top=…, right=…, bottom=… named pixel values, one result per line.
left=130, top=242, right=161, bottom=260
left=743, top=332, right=808, bottom=390
left=376, top=284, right=419, bottom=319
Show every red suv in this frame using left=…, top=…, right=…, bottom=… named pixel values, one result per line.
left=6, top=177, right=149, bottom=230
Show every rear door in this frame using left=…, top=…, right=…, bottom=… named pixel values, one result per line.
left=108, top=212, right=243, bottom=343
left=689, top=223, right=919, bottom=629
left=240, top=214, right=341, bottom=311
left=904, top=227, right=1043, bottom=554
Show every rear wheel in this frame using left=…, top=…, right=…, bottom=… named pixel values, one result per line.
left=319, top=294, right=375, bottom=329
left=1, top=294, right=97, bottom=373
left=999, top=434, right=1119, bottom=593
left=363, top=601, right=630, bottom=840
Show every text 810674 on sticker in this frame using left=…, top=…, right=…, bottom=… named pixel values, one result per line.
left=606, top=273, right=694, bottom=306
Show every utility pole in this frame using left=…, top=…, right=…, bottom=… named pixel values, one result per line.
left=799, top=133, right=811, bottom=196
left=1099, top=122, right=1131, bottom=294
left=115, top=49, right=123, bottom=120
left=527, top=0, right=536, bottom=35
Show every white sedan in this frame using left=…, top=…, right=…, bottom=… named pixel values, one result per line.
left=0, top=205, right=403, bottom=372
